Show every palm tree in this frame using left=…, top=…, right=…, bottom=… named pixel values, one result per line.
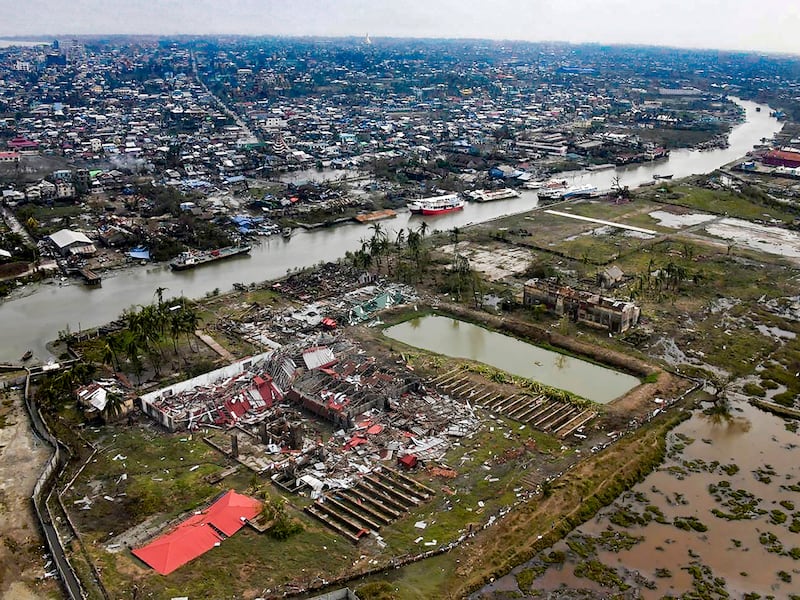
left=101, top=341, right=117, bottom=374
left=180, top=304, right=200, bottom=352
left=369, top=222, right=387, bottom=243
left=154, top=286, right=169, bottom=307
left=102, top=393, right=127, bottom=422
left=407, top=230, right=422, bottom=275
left=394, top=228, right=406, bottom=249
left=417, top=221, right=429, bottom=238
left=450, top=226, right=462, bottom=267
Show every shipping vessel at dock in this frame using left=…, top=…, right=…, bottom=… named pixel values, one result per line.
left=468, top=188, right=520, bottom=202
left=407, top=193, right=465, bottom=215
left=169, top=245, right=252, bottom=271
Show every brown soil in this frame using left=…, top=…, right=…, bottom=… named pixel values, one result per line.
left=0, top=385, right=59, bottom=599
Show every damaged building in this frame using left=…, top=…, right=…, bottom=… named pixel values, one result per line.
left=137, top=331, right=480, bottom=542
left=523, top=277, right=640, bottom=333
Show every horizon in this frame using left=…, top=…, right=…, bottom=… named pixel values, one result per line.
left=2, top=34, right=799, bottom=60
left=4, top=0, right=800, bottom=55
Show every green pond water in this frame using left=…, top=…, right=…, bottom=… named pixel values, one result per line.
left=383, top=315, right=640, bottom=403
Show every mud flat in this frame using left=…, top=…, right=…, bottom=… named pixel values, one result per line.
left=477, top=401, right=800, bottom=599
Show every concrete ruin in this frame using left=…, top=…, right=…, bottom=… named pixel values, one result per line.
left=523, top=277, right=640, bottom=333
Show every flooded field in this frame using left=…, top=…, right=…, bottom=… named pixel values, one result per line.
left=383, top=315, right=640, bottom=403
left=705, top=217, right=800, bottom=259
left=476, top=401, right=800, bottom=599
left=648, top=210, right=717, bottom=229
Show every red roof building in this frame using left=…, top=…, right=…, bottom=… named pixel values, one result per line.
left=132, top=490, right=262, bottom=575
left=762, top=150, right=800, bottom=169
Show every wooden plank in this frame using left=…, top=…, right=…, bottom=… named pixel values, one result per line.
left=375, top=471, right=430, bottom=501
left=383, top=466, right=436, bottom=496
left=305, top=506, right=361, bottom=543
left=558, top=411, right=597, bottom=439
left=364, top=475, right=420, bottom=507
left=554, top=409, right=591, bottom=435
left=337, top=492, right=394, bottom=524
left=537, top=404, right=574, bottom=430
left=345, top=488, right=401, bottom=519
left=524, top=401, right=553, bottom=423
left=313, top=501, right=371, bottom=536
left=546, top=407, right=580, bottom=431
left=325, top=496, right=382, bottom=530
left=356, top=482, right=409, bottom=513
left=510, top=397, right=547, bottom=422
left=533, top=403, right=569, bottom=429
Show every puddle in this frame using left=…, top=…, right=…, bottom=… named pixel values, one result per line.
left=705, top=218, right=800, bottom=258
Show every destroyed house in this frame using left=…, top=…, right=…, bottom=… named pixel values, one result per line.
left=287, top=341, right=416, bottom=428
left=523, top=278, right=640, bottom=333
left=139, top=351, right=286, bottom=431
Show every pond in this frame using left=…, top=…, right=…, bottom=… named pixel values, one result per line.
left=383, top=315, right=640, bottom=403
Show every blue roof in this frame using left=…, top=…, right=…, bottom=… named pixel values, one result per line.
left=128, top=249, right=150, bottom=260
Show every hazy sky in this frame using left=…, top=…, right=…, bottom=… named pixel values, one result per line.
left=3, top=0, right=800, bottom=54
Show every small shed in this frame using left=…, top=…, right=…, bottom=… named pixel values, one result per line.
left=598, top=265, right=624, bottom=289
left=398, top=454, right=419, bottom=470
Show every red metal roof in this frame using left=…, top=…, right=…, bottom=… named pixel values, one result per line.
left=132, top=490, right=262, bottom=575
left=765, top=150, right=800, bottom=161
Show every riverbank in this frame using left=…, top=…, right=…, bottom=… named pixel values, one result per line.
left=0, top=98, right=781, bottom=363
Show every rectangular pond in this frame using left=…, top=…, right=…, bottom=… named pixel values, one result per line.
left=383, top=315, right=640, bottom=404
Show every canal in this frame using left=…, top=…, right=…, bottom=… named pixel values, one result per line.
left=0, top=98, right=781, bottom=361
left=383, top=315, right=640, bottom=403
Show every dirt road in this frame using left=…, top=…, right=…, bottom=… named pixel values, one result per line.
left=0, top=383, right=59, bottom=599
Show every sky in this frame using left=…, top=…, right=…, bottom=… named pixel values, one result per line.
left=2, top=0, right=800, bottom=55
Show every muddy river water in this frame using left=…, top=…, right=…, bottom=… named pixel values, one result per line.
left=0, top=98, right=780, bottom=362
left=476, top=401, right=800, bottom=598
left=383, top=315, right=640, bottom=403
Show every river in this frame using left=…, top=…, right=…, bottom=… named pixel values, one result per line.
left=0, top=98, right=781, bottom=362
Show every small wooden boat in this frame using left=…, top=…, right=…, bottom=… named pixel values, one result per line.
left=282, top=227, right=293, bottom=238
left=21, top=350, right=33, bottom=361
left=653, top=174, right=674, bottom=180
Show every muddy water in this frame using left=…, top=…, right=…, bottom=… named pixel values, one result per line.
left=383, top=315, right=640, bottom=403
left=477, top=402, right=800, bottom=598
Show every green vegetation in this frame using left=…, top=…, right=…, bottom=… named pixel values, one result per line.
left=74, top=293, right=200, bottom=386
left=673, top=516, right=709, bottom=532
left=573, top=560, right=630, bottom=590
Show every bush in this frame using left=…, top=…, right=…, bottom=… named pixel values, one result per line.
left=357, top=581, right=397, bottom=600
left=743, top=383, right=766, bottom=398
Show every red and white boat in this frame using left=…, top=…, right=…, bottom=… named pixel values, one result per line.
left=407, top=193, right=465, bottom=215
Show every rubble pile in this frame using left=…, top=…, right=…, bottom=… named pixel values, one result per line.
left=139, top=330, right=480, bottom=538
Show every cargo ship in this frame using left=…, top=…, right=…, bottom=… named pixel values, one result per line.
left=469, top=188, right=520, bottom=202
left=169, top=245, right=251, bottom=271
left=407, top=193, right=465, bottom=215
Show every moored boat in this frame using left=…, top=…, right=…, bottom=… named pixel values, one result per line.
left=653, top=174, right=674, bottom=180
left=407, top=193, right=465, bottom=215
left=536, top=179, right=569, bottom=198
left=170, top=245, right=252, bottom=271
left=469, top=188, right=521, bottom=202
left=561, top=184, right=597, bottom=199
left=21, top=350, right=32, bottom=361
